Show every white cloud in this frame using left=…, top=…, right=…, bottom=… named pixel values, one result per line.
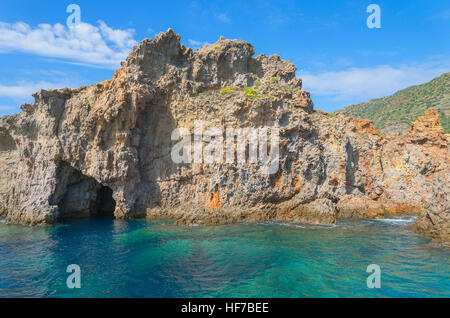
left=0, top=105, right=12, bottom=111
left=0, top=20, right=138, bottom=69
left=301, top=61, right=450, bottom=102
left=0, top=80, right=73, bottom=99
left=187, top=39, right=211, bottom=49
left=98, top=21, right=136, bottom=48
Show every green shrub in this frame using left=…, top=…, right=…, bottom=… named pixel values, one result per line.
left=84, top=98, right=89, bottom=105
left=244, top=87, right=257, bottom=99
left=220, top=87, right=234, bottom=95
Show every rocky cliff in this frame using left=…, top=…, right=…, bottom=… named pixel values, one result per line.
left=0, top=29, right=448, bottom=247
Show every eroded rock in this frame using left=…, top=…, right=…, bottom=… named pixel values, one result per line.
left=0, top=29, right=448, bottom=247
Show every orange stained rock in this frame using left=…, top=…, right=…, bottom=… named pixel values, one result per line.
left=408, top=109, right=445, bottom=136
left=392, top=157, right=408, bottom=173
left=207, top=189, right=221, bottom=209
left=272, top=172, right=283, bottom=188
left=328, top=178, right=339, bottom=187
left=293, top=176, right=301, bottom=191
left=354, top=118, right=379, bottom=135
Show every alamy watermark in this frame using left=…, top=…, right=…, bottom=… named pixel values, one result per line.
left=66, top=264, right=81, bottom=289
left=66, top=4, right=81, bottom=28
left=171, top=121, right=280, bottom=175
left=366, top=4, right=381, bottom=29
left=366, top=264, right=381, bottom=288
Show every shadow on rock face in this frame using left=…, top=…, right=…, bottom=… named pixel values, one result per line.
left=55, top=163, right=116, bottom=220
left=97, top=186, right=116, bottom=217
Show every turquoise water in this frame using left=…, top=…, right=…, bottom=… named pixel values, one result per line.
left=0, top=217, right=449, bottom=298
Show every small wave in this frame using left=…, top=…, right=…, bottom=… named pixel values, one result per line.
left=274, top=222, right=306, bottom=229
left=308, top=223, right=338, bottom=229
left=0, top=219, right=5, bottom=224
left=373, top=217, right=416, bottom=225
left=263, top=221, right=337, bottom=229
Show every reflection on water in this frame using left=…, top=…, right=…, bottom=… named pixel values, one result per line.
left=0, top=217, right=449, bottom=297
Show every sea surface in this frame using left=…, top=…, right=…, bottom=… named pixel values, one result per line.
left=0, top=216, right=449, bottom=298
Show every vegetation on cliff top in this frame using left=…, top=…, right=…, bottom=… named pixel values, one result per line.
left=336, top=72, right=449, bottom=134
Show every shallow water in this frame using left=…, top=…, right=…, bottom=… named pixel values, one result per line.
left=0, top=216, right=449, bottom=298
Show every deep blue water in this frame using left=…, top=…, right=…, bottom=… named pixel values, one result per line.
left=0, top=216, right=449, bottom=298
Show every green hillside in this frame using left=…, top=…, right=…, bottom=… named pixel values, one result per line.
left=337, top=72, right=449, bottom=135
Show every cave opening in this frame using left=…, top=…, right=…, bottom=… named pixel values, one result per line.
left=55, top=163, right=116, bottom=220
left=97, top=186, right=116, bottom=217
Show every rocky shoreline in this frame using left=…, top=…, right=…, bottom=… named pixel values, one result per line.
left=0, top=29, right=448, bottom=247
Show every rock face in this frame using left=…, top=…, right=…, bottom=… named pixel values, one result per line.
left=0, top=30, right=448, bottom=246
left=408, top=109, right=446, bottom=140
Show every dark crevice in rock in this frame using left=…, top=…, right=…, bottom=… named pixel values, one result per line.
left=0, top=132, right=16, bottom=152
left=97, top=186, right=116, bottom=217
left=55, top=163, right=115, bottom=220
left=345, top=140, right=363, bottom=194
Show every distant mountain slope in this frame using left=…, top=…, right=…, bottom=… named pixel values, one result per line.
left=337, top=72, right=449, bottom=135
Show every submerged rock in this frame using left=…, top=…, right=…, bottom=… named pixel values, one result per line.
left=0, top=29, right=448, bottom=247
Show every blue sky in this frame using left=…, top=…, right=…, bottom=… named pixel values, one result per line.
left=0, top=0, right=448, bottom=116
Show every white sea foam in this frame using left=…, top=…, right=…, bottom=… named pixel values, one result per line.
left=374, top=217, right=416, bottom=225
left=264, top=221, right=337, bottom=229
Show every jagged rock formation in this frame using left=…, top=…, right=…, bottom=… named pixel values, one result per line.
left=0, top=29, right=448, bottom=247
